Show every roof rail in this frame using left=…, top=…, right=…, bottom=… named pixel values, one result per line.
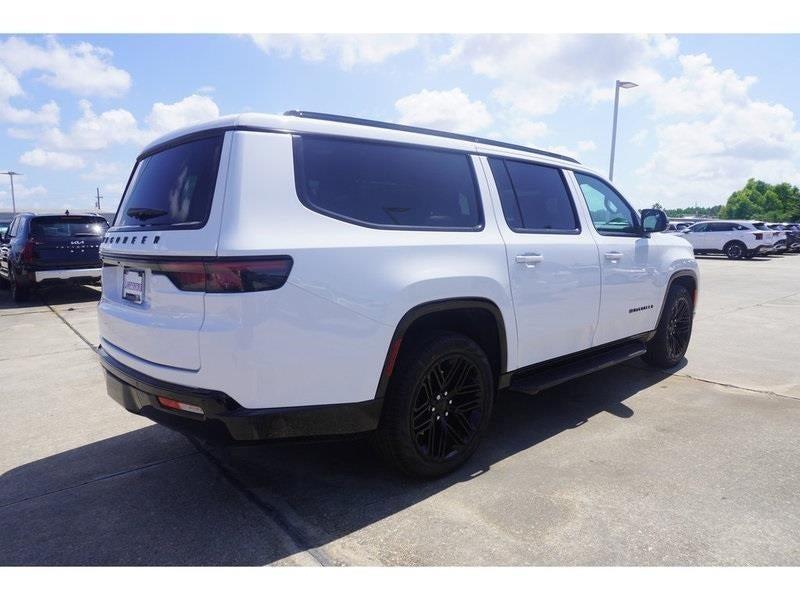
left=283, top=110, right=580, bottom=164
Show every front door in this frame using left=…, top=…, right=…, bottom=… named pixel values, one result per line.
left=568, top=171, right=665, bottom=346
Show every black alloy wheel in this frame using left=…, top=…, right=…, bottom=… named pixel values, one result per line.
left=375, top=332, right=494, bottom=478
left=665, top=295, right=692, bottom=363
left=411, top=353, right=486, bottom=462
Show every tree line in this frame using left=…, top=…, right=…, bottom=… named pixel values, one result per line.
left=654, top=179, right=800, bottom=222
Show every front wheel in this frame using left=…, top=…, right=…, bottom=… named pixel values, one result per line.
left=375, top=332, right=494, bottom=478
left=642, top=284, right=694, bottom=368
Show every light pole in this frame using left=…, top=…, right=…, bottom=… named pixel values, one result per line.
left=1, top=171, right=21, bottom=216
left=608, top=80, right=638, bottom=181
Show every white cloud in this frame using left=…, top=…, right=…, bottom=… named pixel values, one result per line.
left=636, top=100, right=800, bottom=207
left=439, top=34, right=676, bottom=116
left=395, top=88, right=492, bottom=134
left=19, top=148, right=85, bottom=170
left=40, top=94, right=220, bottom=152
left=0, top=181, right=47, bottom=203
left=249, top=34, right=419, bottom=69
left=0, top=64, right=60, bottom=126
left=651, top=53, right=756, bottom=116
left=145, top=94, right=220, bottom=137
left=630, top=129, right=649, bottom=146
left=42, top=99, right=140, bottom=151
left=577, top=140, right=597, bottom=152
left=0, top=36, right=131, bottom=97
left=627, top=51, right=800, bottom=207
left=80, top=161, right=124, bottom=181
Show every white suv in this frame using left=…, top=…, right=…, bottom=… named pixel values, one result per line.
left=98, top=111, right=698, bottom=477
left=678, top=220, right=778, bottom=259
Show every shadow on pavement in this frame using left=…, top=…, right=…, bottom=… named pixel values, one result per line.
left=0, top=361, right=675, bottom=565
left=0, top=282, right=100, bottom=310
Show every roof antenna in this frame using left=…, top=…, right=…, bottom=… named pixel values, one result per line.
left=65, top=209, right=70, bottom=215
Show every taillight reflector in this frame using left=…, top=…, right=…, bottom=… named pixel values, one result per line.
left=157, top=396, right=204, bottom=415
left=754, top=233, right=763, bottom=240
left=153, top=257, right=293, bottom=293
left=20, top=239, right=36, bottom=264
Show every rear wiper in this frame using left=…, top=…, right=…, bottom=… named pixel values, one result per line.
left=126, top=207, right=168, bottom=221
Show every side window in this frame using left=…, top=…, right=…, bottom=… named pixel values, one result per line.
left=8, top=217, right=19, bottom=237
left=488, top=157, right=579, bottom=233
left=574, top=172, right=639, bottom=235
left=709, top=223, right=735, bottom=232
left=293, top=136, right=482, bottom=230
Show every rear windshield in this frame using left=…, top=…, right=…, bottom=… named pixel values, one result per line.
left=115, top=134, right=224, bottom=229
left=31, top=216, right=109, bottom=238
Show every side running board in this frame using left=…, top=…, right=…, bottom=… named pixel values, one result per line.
left=508, top=340, right=647, bottom=396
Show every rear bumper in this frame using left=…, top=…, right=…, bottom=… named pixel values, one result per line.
left=99, top=347, right=383, bottom=442
left=35, top=267, right=101, bottom=283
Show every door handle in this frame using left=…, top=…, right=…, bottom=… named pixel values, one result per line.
left=604, top=251, right=624, bottom=262
left=515, top=253, right=544, bottom=266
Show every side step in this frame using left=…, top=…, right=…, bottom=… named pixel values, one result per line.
left=508, top=340, right=647, bottom=396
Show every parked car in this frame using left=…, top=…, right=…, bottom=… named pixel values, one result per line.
left=0, top=220, right=10, bottom=239
left=767, top=223, right=800, bottom=252
left=98, top=111, right=698, bottom=478
left=0, top=212, right=108, bottom=301
left=677, top=220, right=777, bottom=259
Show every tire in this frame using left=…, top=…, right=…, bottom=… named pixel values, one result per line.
left=9, top=268, right=32, bottom=303
left=724, top=241, right=746, bottom=260
left=744, top=251, right=755, bottom=260
left=642, top=284, right=693, bottom=369
left=374, top=331, right=494, bottom=478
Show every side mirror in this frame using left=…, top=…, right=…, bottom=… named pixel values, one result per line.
left=640, top=209, right=668, bottom=234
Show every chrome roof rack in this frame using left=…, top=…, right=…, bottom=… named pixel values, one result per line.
left=284, top=110, right=580, bottom=164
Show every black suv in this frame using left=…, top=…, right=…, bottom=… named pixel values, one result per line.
left=0, top=212, right=108, bottom=302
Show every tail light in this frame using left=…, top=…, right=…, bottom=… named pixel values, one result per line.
left=20, top=239, right=37, bottom=264
left=154, top=257, right=293, bottom=293
left=754, top=233, right=763, bottom=241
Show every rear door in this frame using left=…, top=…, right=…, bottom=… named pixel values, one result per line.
left=99, top=132, right=230, bottom=371
left=482, top=156, right=601, bottom=366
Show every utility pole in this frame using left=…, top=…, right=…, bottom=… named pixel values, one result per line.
left=608, top=80, right=638, bottom=181
left=1, top=171, right=20, bottom=216
left=95, top=187, right=103, bottom=212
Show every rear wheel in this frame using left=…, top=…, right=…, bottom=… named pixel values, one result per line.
left=642, top=284, right=693, bottom=368
left=375, top=332, right=494, bottom=478
left=9, top=268, right=32, bottom=303
left=724, top=241, right=746, bottom=260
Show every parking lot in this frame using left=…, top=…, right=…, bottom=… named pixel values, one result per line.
left=1, top=254, right=799, bottom=566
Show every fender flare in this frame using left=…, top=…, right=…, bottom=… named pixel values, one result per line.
left=651, top=269, right=699, bottom=337
left=374, top=297, right=508, bottom=399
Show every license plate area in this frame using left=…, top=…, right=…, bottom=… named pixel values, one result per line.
left=122, top=268, right=145, bottom=304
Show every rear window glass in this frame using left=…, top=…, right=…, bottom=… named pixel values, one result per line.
left=293, top=136, right=481, bottom=229
left=115, top=134, right=224, bottom=229
left=31, top=216, right=108, bottom=238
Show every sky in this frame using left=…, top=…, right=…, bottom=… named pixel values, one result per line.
left=0, top=33, right=798, bottom=213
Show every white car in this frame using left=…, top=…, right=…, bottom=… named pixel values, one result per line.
left=98, top=111, right=699, bottom=477
left=677, top=220, right=778, bottom=259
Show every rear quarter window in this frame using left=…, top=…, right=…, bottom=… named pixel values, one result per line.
left=293, top=136, right=482, bottom=230
left=115, top=134, right=224, bottom=230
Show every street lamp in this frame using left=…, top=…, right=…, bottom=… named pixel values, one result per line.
left=608, top=80, right=638, bottom=181
left=0, top=171, right=21, bottom=216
